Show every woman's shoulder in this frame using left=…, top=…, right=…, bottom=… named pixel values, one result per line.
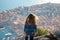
left=25, top=23, right=37, bottom=26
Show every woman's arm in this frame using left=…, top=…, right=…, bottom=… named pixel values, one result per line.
left=34, top=25, right=37, bottom=32
left=24, top=24, right=26, bottom=32
left=34, top=25, right=37, bottom=36
left=23, top=24, right=27, bottom=34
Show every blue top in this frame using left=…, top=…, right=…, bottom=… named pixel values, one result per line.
left=24, top=24, right=37, bottom=36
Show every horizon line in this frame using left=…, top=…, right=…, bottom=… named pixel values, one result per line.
left=0, top=2, right=60, bottom=12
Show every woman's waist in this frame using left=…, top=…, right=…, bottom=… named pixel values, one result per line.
left=26, top=32, right=35, bottom=35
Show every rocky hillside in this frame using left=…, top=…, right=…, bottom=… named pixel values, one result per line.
left=0, top=3, right=60, bottom=34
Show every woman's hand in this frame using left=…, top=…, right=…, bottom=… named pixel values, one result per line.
left=34, top=32, right=37, bottom=36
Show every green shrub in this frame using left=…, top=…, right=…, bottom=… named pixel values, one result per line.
left=36, top=27, right=49, bottom=36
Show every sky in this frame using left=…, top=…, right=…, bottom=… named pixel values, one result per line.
left=0, top=0, right=60, bottom=11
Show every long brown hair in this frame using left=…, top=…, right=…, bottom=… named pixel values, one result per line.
left=25, top=14, right=36, bottom=25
